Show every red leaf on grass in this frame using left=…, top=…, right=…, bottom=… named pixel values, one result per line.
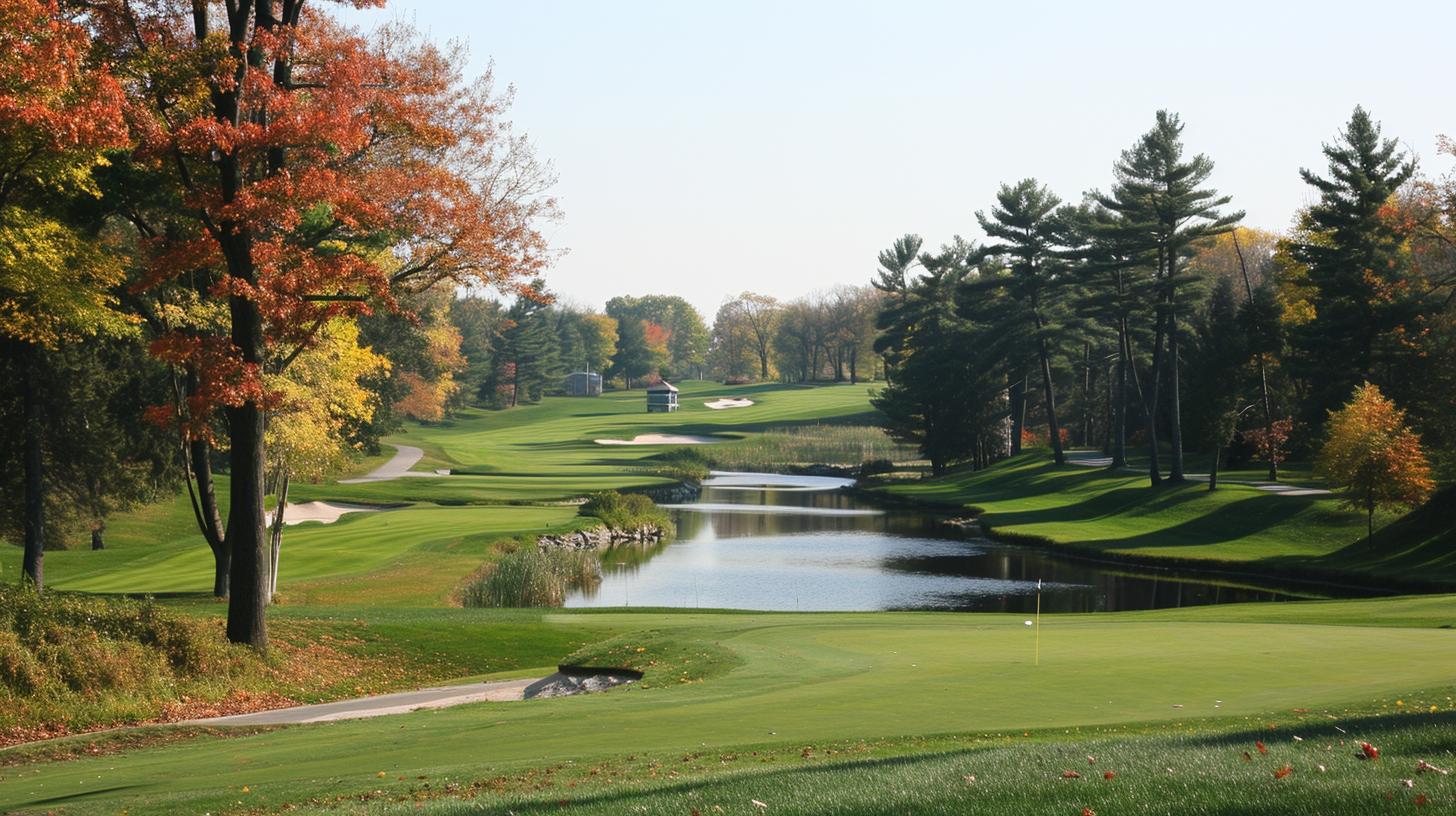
left=1256, top=741, right=1269, bottom=755
left=1103, top=771, right=1116, bottom=780
left=1061, top=770, right=1082, bottom=779
left=1361, top=742, right=1380, bottom=760
left=1274, top=765, right=1292, bottom=780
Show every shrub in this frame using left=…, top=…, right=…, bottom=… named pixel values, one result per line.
left=0, top=585, right=264, bottom=740
left=580, top=490, right=671, bottom=531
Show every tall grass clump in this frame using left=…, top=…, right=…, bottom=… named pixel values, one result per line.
left=642, top=447, right=712, bottom=481
left=0, top=586, right=259, bottom=741
left=459, top=548, right=601, bottom=608
left=710, top=424, right=919, bottom=471
left=580, top=490, right=672, bottom=531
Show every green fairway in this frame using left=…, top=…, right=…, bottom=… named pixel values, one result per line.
left=880, top=453, right=1456, bottom=589
left=2, top=598, right=1453, bottom=814
left=41, top=382, right=876, bottom=601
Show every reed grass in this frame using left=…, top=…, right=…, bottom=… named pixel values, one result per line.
left=458, top=548, right=602, bottom=608
left=708, top=424, right=919, bottom=470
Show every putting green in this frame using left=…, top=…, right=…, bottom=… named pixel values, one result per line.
left=4, top=602, right=1453, bottom=814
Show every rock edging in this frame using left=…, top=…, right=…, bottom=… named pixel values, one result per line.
left=536, top=524, right=668, bottom=551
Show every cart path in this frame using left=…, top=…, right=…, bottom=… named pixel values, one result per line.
left=339, top=444, right=444, bottom=483
left=1066, top=451, right=1331, bottom=496
left=186, top=677, right=544, bottom=725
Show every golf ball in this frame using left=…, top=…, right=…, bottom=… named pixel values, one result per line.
left=1024, top=620, right=1034, bottom=626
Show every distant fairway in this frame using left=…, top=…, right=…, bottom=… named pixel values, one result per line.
left=41, top=382, right=877, bottom=601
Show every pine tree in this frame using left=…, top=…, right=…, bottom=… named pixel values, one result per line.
left=967, top=179, right=1078, bottom=465
left=1290, top=107, right=1420, bottom=427
left=1095, top=111, right=1242, bottom=485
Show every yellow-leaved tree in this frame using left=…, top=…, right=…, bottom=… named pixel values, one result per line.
left=1, top=0, right=130, bottom=587
left=1316, top=383, right=1434, bottom=544
left=264, top=320, right=389, bottom=599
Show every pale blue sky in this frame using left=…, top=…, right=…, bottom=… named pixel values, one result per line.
left=340, top=0, right=1456, bottom=317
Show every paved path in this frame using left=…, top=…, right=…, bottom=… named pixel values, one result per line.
left=340, top=444, right=445, bottom=484
left=188, top=677, right=543, bottom=725
left=1066, top=452, right=1330, bottom=496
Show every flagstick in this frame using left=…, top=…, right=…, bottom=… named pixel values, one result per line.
left=1034, top=579, right=1042, bottom=667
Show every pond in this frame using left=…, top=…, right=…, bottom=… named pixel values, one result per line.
left=563, top=472, right=1337, bottom=613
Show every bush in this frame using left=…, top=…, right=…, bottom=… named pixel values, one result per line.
left=0, top=585, right=262, bottom=740
left=459, top=548, right=602, bottom=608
left=580, top=490, right=671, bottom=531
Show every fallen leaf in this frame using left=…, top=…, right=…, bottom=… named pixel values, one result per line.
left=1103, top=771, right=1115, bottom=780
left=1256, top=740, right=1269, bottom=755
left=1274, top=765, right=1292, bottom=780
left=1061, top=770, right=1082, bottom=779
left=751, top=800, right=767, bottom=810
left=1417, top=760, right=1451, bottom=775
left=1361, top=742, right=1381, bottom=760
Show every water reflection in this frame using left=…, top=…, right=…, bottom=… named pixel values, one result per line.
left=565, top=473, right=1326, bottom=612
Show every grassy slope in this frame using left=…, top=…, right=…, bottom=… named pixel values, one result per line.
left=40, top=382, right=876, bottom=601
left=1, top=598, right=1453, bottom=814
left=880, top=453, right=1456, bottom=589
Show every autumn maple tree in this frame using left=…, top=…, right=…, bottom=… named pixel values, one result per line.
left=85, top=0, right=555, bottom=648
left=1316, top=383, right=1434, bottom=544
left=0, top=0, right=128, bottom=589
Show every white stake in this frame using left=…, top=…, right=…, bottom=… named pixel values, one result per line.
left=1035, top=579, right=1042, bottom=667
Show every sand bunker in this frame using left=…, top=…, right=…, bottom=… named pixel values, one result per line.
left=704, top=398, right=755, bottom=410
left=283, top=501, right=394, bottom=525
left=594, top=433, right=725, bottom=446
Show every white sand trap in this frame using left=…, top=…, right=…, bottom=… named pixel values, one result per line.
left=283, top=501, right=394, bottom=525
left=704, top=398, right=755, bottom=410
left=594, top=433, right=725, bottom=446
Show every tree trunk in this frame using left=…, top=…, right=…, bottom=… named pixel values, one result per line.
left=21, top=342, right=44, bottom=590
left=1112, top=322, right=1129, bottom=468
left=91, top=526, right=104, bottom=550
left=849, top=346, right=859, bottom=384
left=1009, top=374, right=1025, bottom=456
left=1144, top=297, right=1167, bottom=486
left=1232, top=231, right=1278, bottom=481
left=1166, top=299, right=1186, bottom=483
left=1208, top=443, right=1220, bottom=491
left=268, top=472, right=289, bottom=600
left=186, top=433, right=230, bottom=598
left=1036, top=335, right=1065, bottom=465
left=224, top=290, right=269, bottom=650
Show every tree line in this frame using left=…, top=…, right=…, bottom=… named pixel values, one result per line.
left=873, top=107, right=1450, bottom=521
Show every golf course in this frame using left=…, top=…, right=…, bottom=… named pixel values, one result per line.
left=3, top=382, right=1453, bottom=815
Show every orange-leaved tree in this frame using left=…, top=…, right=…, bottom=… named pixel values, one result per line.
left=85, top=0, right=556, bottom=648
left=0, top=0, right=128, bottom=589
left=1315, top=383, right=1434, bottom=544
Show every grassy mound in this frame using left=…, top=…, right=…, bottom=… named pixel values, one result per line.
left=0, top=587, right=261, bottom=743
left=560, top=628, right=742, bottom=688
